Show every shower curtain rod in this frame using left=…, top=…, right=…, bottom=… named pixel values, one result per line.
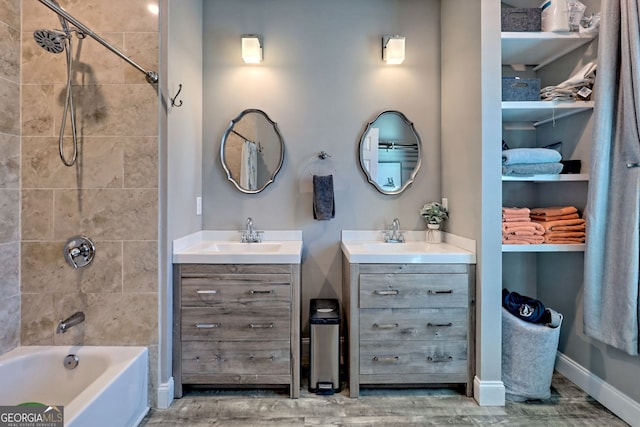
left=37, top=0, right=159, bottom=84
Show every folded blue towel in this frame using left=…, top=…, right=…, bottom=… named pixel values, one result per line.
left=313, top=175, right=335, bottom=220
left=502, top=162, right=564, bottom=176
left=502, top=148, right=562, bottom=165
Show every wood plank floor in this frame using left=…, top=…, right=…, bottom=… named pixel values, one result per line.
left=141, top=373, right=629, bottom=426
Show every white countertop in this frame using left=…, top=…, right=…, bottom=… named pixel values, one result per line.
left=173, top=230, right=303, bottom=264
left=341, top=230, right=476, bottom=264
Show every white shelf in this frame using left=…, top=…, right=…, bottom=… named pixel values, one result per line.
left=502, top=32, right=596, bottom=69
left=502, top=101, right=594, bottom=125
left=502, top=173, right=589, bottom=182
left=502, top=244, right=585, bottom=253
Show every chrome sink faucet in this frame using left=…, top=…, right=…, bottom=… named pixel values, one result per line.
left=56, top=311, right=85, bottom=334
left=241, top=217, right=263, bottom=243
left=384, top=217, right=405, bottom=243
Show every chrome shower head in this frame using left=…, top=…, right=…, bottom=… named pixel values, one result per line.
left=33, top=29, right=68, bottom=54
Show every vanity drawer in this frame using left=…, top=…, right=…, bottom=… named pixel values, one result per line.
left=359, top=340, right=468, bottom=376
left=181, top=278, right=291, bottom=308
left=181, top=307, right=290, bottom=341
left=359, top=308, right=468, bottom=341
left=181, top=340, right=290, bottom=376
left=359, top=273, right=468, bottom=308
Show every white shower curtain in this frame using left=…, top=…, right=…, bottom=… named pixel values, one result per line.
left=584, top=0, right=640, bottom=355
left=240, top=139, right=258, bottom=191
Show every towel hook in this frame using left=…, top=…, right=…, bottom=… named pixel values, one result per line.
left=170, top=84, right=183, bottom=108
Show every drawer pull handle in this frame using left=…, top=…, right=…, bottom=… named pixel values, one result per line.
left=427, top=355, right=453, bottom=363
left=374, top=290, right=399, bottom=296
left=196, top=289, right=219, bottom=295
left=427, top=289, right=453, bottom=295
left=249, top=355, right=275, bottom=362
left=250, top=289, right=274, bottom=295
left=250, top=323, right=274, bottom=329
left=373, top=323, right=399, bottom=329
left=195, top=323, right=221, bottom=329
left=427, top=322, right=453, bottom=328
left=373, top=356, right=399, bottom=363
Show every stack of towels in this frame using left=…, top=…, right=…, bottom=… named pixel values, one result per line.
left=502, top=207, right=545, bottom=244
left=502, top=206, right=586, bottom=244
left=502, top=148, right=563, bottom=176
left=540, top=61, right=597, bottom=102
left=530, top=206, right=586, bottom=244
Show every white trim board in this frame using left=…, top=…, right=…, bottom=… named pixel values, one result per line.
left=473, top=377, right=506, bottom=406
left=156, top=377, right=175, bottom=410
left=556, top=352, right=640, bottom=427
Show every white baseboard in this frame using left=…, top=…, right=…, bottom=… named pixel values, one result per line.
left=156, top=377, right=174, bottom=410
left=556, top=352, right=640, bottom=427
left=473, top=376, right=505, bottom=406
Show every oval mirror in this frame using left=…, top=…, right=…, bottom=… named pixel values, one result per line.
left=220, top=109, right=284, bottom=194
left=358, top=110, right=422, bottom=195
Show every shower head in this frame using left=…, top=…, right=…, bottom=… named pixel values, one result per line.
left=34, top=29, right=68, bottom=54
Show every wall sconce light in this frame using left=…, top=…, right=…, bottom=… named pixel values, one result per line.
left=382, top=35, right=405, bottom=64
left=242, top=35, right=263, bottom=64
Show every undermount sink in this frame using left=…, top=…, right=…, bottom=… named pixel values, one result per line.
left=173, top=230, right=302, bottom=264
left=341, top=230, right=476, bottom=264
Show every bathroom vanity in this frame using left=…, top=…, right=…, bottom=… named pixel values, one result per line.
left=341, top=231, right=476, bottom=397
left=172, top=231, right=302, bottom=398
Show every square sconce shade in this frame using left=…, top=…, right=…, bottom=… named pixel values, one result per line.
left=242, top=35, right=263, bottom=64
left=382, top=35, right=405, bottom=64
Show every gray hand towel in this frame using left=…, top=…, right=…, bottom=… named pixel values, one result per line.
left=313, top=175, right=335, bottom=220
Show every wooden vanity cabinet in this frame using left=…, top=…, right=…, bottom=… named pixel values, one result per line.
left=173, top=263, right=300, bottom=398
left=343, top=259, right=475, bottom=397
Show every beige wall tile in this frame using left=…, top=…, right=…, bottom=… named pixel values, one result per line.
left=0, top=23, right=20, bottom=82
left=0, top=0, right=20, bottom=30
left=85, top=292, right=157, bottom=345
left=123, top=241, right=157, bottom=293
left=0, top=79, right=19, bottom=135
left=0, top=133, right=19, bottom=188
left=52, top=0, right=159, bottom=33
left=21, top=241, right=123, bottom=294
left=124, top=32, right=159, bottom=84
left=57, top=84, right=158, bottom=137
left=54, top=189, right=157, bottom=240
left=124, top=137, right=158, bottom=188
left=22, top=35, right=67, bottom=85
left=22, top=190, right=54, bottom=240
left=22, top=136, right=124, bottom=189
left=0, top=189, right=19, bottom=243
left=21, top=0, right=58, bottom=33
left=21, top=293, right=56, bottom=345
left=22, top=85, right=54, bottom=136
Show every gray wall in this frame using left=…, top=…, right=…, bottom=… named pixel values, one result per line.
left=201, top=0, right=442, bottom=334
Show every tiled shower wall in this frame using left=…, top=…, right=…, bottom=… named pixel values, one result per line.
left=20, top=0, right=159, bottom=399
left=0, top=0, right=21, bottom=355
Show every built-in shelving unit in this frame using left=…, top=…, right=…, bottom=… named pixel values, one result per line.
left=501, top=29, right=595, bottom=256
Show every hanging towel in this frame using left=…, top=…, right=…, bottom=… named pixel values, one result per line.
left=313, top=175, right=335, bottom=220
left=240, top=140, right=258, bottom=190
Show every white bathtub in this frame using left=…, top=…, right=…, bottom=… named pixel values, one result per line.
left=0, top=346, right=149, bottom=427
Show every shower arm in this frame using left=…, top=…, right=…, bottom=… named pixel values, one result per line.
left=37, top=0, right=159, bottom=84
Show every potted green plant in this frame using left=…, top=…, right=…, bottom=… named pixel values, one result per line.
left=419, top=202, right=449, bottom=227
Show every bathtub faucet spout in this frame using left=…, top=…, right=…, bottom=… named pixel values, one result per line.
left=57, top=311, right=85, bottom=334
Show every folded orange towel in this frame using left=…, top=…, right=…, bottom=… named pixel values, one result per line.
left=530, top=206, right=578, bottom=217
left=502, top=207, right=531, bottom=216
left=503, top=216, right=531, bottom=222
left=549, top=224, right=586, bottom=232
left=533, top=218, right=585, bottom=232
left=543, top=232, right=585, bottom=243
left=502, top=235, right=545, bottom=244
left=544, top=236, right=585, bottom=244
left=530, top=213, right=580, bottom=222
left=502, top=222, right=545, bottom=235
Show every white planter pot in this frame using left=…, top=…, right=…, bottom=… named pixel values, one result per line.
left=426, top=224, right=442, bottom=243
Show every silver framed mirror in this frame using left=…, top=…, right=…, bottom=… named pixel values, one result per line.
left=220, top=109, right=284, bottom=194
left=358, top=110, right=422, bottom=195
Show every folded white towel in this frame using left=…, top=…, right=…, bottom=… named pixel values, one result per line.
left=502, top=148, right=562, bottom=165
